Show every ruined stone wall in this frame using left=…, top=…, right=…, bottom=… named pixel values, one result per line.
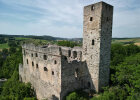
left=19, top=44, right=84, bottom=100
left=82, top=2, right=113, bottom=92
left=61, top=46, right=82, bottom=62
left=60, top=47, right=95, bottom=99
left=19, top=44, right=62, bottom=99
left=60, top=58, right=94, bottom=99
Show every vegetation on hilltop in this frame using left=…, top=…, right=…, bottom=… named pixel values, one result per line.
left=1, top=35, right=140, bottom=100
left=66, top=43, right=140, bottom=100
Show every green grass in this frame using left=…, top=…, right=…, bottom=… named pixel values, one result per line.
left=112, top=38, right=140, bottom=45
left=0, top=43, right=9, bottom=49
left=15, top=37, right=29, bottom=40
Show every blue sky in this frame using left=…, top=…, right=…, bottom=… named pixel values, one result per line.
left=0, top=0, right=139, bottom=38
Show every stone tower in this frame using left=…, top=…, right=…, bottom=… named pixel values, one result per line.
left=82, top=2, right=113, bottom=92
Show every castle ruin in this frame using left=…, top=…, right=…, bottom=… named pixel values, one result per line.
left=19, top=1, right=113, bottom=100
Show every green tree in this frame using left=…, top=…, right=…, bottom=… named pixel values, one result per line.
left=0, top=38, right=6, bottom=44
left=66, top=90, right=89, bottom=100
left=0, top=46, right=35, bottom=100
left=2, top=48, right=8, bottom=55
left=8, top=41, right=17, bottom=47
left=9, top=47, right=16, bottom=53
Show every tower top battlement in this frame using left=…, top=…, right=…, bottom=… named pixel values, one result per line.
left=84, top=1, right=113, bottom=8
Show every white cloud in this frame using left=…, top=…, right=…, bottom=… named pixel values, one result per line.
left=0, top=0, right=139, bottom=38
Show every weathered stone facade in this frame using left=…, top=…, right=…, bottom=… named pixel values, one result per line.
left=19, top=1, right=113, bottom=100
left=83, top=2, right=113, bottom=92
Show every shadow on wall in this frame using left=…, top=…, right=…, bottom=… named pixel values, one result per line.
left=80, top=61, right=96, bottom=93
left=61, top=58, right=96, bottom=100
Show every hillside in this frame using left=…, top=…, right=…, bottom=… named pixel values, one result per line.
left=1, top=34, right=140, bottom=45
left=112, top=38, right=140, bottom=46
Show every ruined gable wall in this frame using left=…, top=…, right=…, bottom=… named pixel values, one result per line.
left=60, top=48, right=91, bottom=99
left=61, top=46, right=82, bottom=62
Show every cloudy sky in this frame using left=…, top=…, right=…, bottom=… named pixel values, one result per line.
left=0, top=0, right=139, bottom=38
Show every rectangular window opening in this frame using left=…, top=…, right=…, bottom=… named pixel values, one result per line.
left=36, top=53, right=38, bottom=57
left=44, top=55, right=47, bottom=60
left=31, top=53, right=33, bottom=57
left=27, top=59, right=28, bottom=64
left=44, top=67, right=48, bottom=71
left=92, top=40, right=94, bottom=45
left=52, top=71, right=54, bottom=75
left=90, top=17, right=93, bottom=21
left=36, top=64, right=39, bottom=69
left=91, top=5, right=95, bottom=11
left=32, top=62, right=34, bottom=67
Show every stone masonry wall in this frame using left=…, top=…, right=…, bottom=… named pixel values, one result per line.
left=82, top=2, right=113, bottom=92
left=20, top=44, right=62, bottom=99
left=99, top=2, right=113, bottom=89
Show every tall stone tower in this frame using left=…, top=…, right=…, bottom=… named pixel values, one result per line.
left=82, top=2, right=113, bottom=92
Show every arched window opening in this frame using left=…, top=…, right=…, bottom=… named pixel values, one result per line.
left=52, top=71, right=54, bottom=75
left=88, top=82, right=91, bottom=88
left=91, top=5, right=95, bottom=11
left=73, top=51, right=77, bottom=59
left=27, top=59, right=28, bottom=64
left=36, top=64, right=39, bottom=69
left=54, top=60, right=57, bottom=64
left=68, top=50, right=71, bottom=57
left=32, top=61, right=34, bottom=67
left=31, top=53, right=33, bottom=57
left=35, top=53, right=38, bottom=57
left=44, top=67, right=48, bottom=71
left=44, top=55, right=47, bottom=60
